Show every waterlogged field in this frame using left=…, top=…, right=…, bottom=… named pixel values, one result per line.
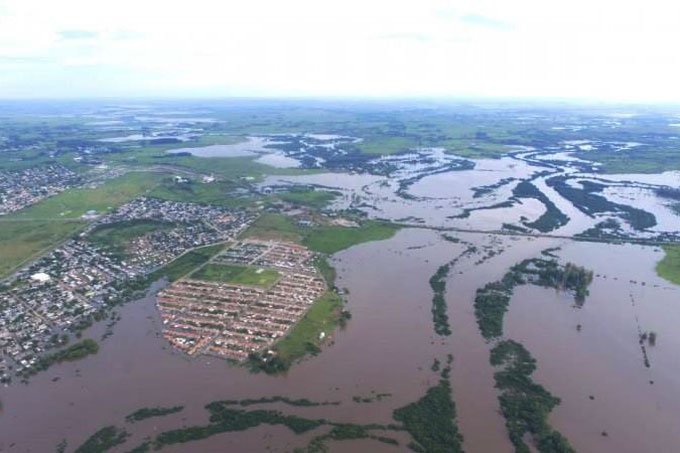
left=1, top=101, right=680, bottom=453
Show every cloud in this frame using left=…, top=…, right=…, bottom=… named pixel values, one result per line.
left=459, top=14, right=512, bottom=30
left=0, top=55, right=48, bottom=63
left=0, top=0, right=679, bottom=102
left=377, top=32, right=432, bottom=42
left=58, top=30, right=99, bottom=40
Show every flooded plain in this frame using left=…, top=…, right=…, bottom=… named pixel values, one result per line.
left=0, top=229, right=464, bottom=452
left=3, top=135, right=680, bottom=452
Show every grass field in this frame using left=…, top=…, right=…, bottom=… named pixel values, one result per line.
left=10, top=171, right=163, bottom=220
left=303, top=222, right=399, bottom=254
left=274, top=291, right=343, bottom=364
left=0, top=172, right=165, bottom=278
left=278, top=189, right=339, bottom=209
left=243, top=214, right=399, bottom=254
left=0, top=219, right=85, bottom=278
left=148, top=243, right=227, bottom=282
left=190, top=263, right=280, bottom=288
left=242, top=213, right=303, bottom=242
left=656, top=245, right=680, bottom=286
left=89, top=219, right=174, bottom=255
left=149, top=178, right=255, bottom=208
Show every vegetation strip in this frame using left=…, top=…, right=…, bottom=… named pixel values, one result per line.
left=429, top=263, right=452, bottom=336
left=125, top=406, right=184, bottom=423
left=74, top=426, right=129, bottom=453
left=20, top=339, right=99, bottom=378
left=511, top=181, right=569, bottom=233
left=474, top=257, right=593, bottom=339
left=491, top=340, right=574, bottom=453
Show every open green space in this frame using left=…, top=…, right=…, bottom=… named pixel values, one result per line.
left=0, top=219, right=84, bottom=278
left=88, top=219, right=174, bottom=256
left=248, top=291, right=344, bottom=373
left=147, top=243, right=227, bottom=283
left=0, top=172, right=165, bottom=278
left=243, top=213, right=399, bottom=254
left=656, top=245, right=680, bottom=286
left=190, top=263, right=280, bottom=288
left=274, top=291, right=343, bottom=364
left=8, top=171, right=163, bottom=220
left=277, top=188, right=339, bottom=209
left=149, top=177, right=255, bottom=208
left=303, top=222, right=399, bottom=254
left=242, top=213, right=302, bottom=242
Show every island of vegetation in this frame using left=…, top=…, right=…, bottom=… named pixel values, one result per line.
left=475, top=257, right=594, bottom=339
left=429, top=263, right=452, bottom=336
left=491, top=340, right=574, bottom=453
left=125, top=405, right=184, bottom=423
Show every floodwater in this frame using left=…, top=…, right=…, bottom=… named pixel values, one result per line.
left=505, top=242, right=680, bottom=452
left=168, top=144, right=257, bottom=158
left=0, top=229, right=463, bottom=452
left=3, top=145, right=680, bottom=452
left=169, top=136, right=303, bottom=167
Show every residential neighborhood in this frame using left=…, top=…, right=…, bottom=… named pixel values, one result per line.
left=0, top=197, right=255, bottom=381
left=157, top=240, right=326, bottom=361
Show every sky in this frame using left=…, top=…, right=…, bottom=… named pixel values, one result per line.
left=0, top=0, right=679, bottom=102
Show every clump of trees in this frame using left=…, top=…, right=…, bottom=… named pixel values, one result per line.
left=74, top=426, right=128, bottom=453
left=125, top=405, right=184, bottom=423
left=429, top=264, right=452, bottom=336
left=22, top=339, right=99, bottom=377
left=392, top=378, right=464, bottom=452
left=491, top=340, right=575, bottom=453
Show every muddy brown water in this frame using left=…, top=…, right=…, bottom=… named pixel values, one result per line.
left=0, top=229, right=462, bottom=452
left=1, top=232, right=679, bottom=452
left=505, top=242, right=680, bottom=453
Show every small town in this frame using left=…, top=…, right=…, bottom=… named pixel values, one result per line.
left=157, top=240, right=326, bottom=361
left=0, top=197, right=255, bottom=381
left=0, top=164, right=81, bottom=215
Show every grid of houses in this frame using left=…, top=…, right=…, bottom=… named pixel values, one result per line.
left=0, top=197, right=255, bottom=381
left=0, top=164, right=81, bottom=215
left=156, top=240, right=326, bottom=361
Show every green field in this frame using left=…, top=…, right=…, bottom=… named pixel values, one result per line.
left=277, top=189, right=339, bottom=209
left=303, top=222, right=399, bottom=254
left=656, top=245, right=680, bottom=286
left=148, top=243, right=227, bottom=283
left=190, top=263, right=280, bottom=288
left=9, top=172, right=163, bottom=220
left=274, top=291, right=343, bottom=364
left=0, top=219, right=85, bottom=278
left=0, top=172, right=165, bottom=278
left=243, top=213, right=399, bottom=254
left=149, top=178, right=255, bottom=208
left=89, top=219, right=174, bottom=255
left=242, top=213, right=303, bottom=242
